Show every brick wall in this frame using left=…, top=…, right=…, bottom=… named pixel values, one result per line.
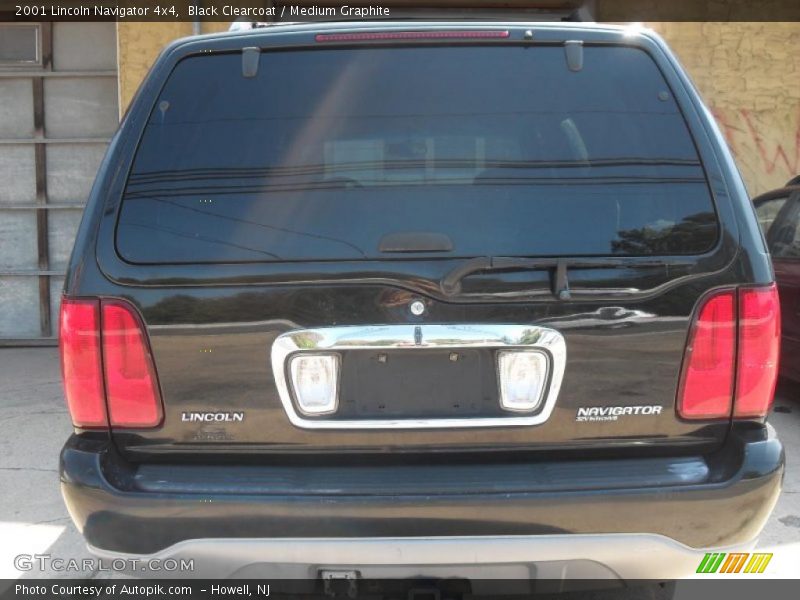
left=116, top=21, right=800, bottom=196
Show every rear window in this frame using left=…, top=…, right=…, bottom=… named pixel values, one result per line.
left=116, top=44, right=717, bottom=264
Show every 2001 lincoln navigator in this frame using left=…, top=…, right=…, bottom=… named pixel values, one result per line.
left=59, top=21, right=784, bottom=582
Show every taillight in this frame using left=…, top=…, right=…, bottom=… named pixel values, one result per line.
left=102, top=301, right=163, bottom=428
left=59, top=298, right=163, bottom=429
left=735, top=285, right=781, bottom=418
left=677, top=289, right=736, bottom=419
left=59, top=299, right=106, bottom=428
left=678, top=284, right=781, bottom=420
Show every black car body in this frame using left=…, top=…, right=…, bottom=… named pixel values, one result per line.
left=58, top=21, right=784, bottom=582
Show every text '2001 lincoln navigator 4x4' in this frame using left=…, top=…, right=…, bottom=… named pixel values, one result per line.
left=58, top=21, right=784, bottom=584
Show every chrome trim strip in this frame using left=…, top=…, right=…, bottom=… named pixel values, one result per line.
left=271, top=324, right=566, bottom=429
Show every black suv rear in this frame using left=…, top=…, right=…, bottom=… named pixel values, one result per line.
left=59, top=21, right=783, bottom=581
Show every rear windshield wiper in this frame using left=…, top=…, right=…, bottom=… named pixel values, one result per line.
left=440, top=256, right=668, bottom=299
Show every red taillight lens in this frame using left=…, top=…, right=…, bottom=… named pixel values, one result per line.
left=59, top=297, right=163, bottom=429
left=735, top=285, right=781, bottom=418
left=101, top=301, right=163, bottom=428
left=678, top=290, right=736, bottom=419
left=59, top=299, right=106, bottom=428
left=678, top=284, right=781, bottom=420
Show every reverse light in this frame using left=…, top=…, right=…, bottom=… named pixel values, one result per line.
left=289, top=354, right=340, bottom=416
left=497, top=350, right=548, bottom=413
left=677, top=284, right=781, bottom=420
left=59, top=298, right=163, bottom=429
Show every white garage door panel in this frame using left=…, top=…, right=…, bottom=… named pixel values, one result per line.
left=49, top=276, right=65, bottom=332
left=46, top=143, right=109, bottom=203
left=0, top=79, right=34, bottom=139
left=0, top=212, right=38, bottom=270
left=44, top=78, right=119, bottom=138
left=48, top=211, right=83, bottom=271
left=0, top=277, right=40, bottom=337
left=53, top=23, right=117, bottom=72
left=0, top=145, right=36, bottom=204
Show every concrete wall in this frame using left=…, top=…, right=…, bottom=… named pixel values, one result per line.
left=116, top=21, right=800, bottom=196
left=650, top=22, right=800, bottom=196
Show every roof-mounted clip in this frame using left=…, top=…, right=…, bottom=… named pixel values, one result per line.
left=564, top=40, right=584, bottom=72
left=242, top=47, right=260, bottom=78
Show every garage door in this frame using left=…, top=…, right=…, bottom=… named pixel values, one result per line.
left=0, top=23, right=118, bottom=344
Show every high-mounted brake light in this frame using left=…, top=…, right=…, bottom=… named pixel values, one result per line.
left=59, top=298, right=163, bottom=429
left=315, top=30, right=510, bottom=43
left=678, top=285, right=781, bottom=420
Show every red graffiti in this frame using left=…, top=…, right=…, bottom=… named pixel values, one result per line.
left=713, top=106, right=800, bottom=178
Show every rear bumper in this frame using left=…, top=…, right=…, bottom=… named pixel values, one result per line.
left=61, top=425, right=783, bottom=578
left=88, top=533, right=753, bottom=581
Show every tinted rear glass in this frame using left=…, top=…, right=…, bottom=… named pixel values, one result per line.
left=117, top=45, right=717, bottom=263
